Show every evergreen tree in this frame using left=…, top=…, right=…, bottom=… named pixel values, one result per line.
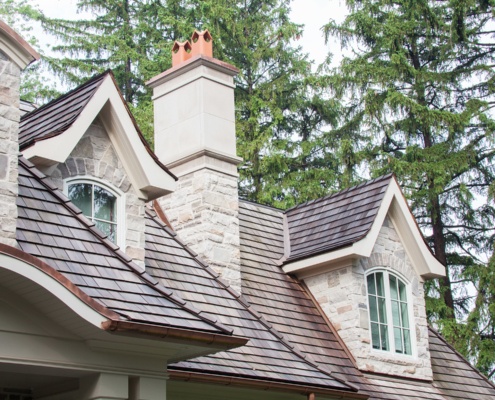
left=325, top=0, right=495, bottom=378
left=193, top=0, right=339, bottom=208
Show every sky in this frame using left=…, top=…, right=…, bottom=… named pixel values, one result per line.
left=30, top=0, right=348, bottom=68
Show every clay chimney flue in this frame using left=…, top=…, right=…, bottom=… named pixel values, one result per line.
left=172, top=40, right=192, bottom=67
left=190, top=29, right=213, bottom=58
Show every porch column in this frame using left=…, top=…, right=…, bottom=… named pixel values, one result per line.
left=129, top=376, right=167, bottom=400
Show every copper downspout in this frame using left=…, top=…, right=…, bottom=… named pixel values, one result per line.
left=308, top=393, right=315, bottom=400
left=169, top=370, right=368, bottom=399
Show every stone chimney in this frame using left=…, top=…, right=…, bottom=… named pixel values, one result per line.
left=147, top=30, right=243, bottom=292
left=0, top=21, right=39, bottom=247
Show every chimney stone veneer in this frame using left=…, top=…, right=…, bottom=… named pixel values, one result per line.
left=149, top=31, right=243, bottom=293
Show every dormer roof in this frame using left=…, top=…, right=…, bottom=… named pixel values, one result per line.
left=282, top=175, right=446, bottom=280
left=20, top=71, right=176, bottom=201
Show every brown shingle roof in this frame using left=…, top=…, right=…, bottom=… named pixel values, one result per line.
left=16, top=156, right=228, bottom=335
left=144, top=209, right=356, bottom=392
left=19, top=72, right=107, bottom=150
left=429, top=327, right=495, bottom=399
left=238, top=199, right=495, bottom=399
left=285, top=174, right=392, bottom=262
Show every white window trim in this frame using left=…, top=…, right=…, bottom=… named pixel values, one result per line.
left=366, top=267, right=417, bottom=358
left=64, top=176, right=126, bottom=249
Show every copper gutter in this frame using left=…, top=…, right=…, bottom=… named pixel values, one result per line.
left=0, top=244, right=248, bottom=349
left=169, top=370, right=368, bottom=399
left=0, top=243, right=119, bottom=320
left=102, top=320, right=248, bottom=348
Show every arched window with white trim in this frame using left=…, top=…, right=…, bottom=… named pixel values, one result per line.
left=65, top=178, right=125, bottom=248
left=366, top=270, right=412, bottom=355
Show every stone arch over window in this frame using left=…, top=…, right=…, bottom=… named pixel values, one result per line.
left=366, top=268, right=415, bottom=356
left=64, top=177, right=126, bottom=248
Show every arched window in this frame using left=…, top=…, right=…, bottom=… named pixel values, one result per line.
left=367, top=270, right=412, bottom=355
left=65, top=178, right=124, bottom=247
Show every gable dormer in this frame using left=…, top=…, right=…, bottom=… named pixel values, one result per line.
left=282, top=175, right=445, bottom=381
left=19, top=72, right=176, bottom=268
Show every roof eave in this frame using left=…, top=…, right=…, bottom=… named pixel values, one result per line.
left=169, top=370, right=368, bottom=399
left=0, top=19, right=39, bottom=69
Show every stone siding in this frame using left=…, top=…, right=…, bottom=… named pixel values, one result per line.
left=0, top=50, right=20, bottom=247
left=158, top=168, right=241, bottom=293
left=304, top=215, right=433, bottom=380
left=48, top=123, right=146, bottom=268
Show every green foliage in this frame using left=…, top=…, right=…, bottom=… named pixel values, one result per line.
left=190, top=0, right=340, bottom=208
left=325, top=0, right=495, bottom=378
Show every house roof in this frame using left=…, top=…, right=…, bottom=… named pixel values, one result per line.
left=144, top=209, right=357, bottom=393
left=16, top=156, right=235, bottom=338
left=19, top=72, right=107, bottom=150
left=12, top=71, right=494, bottom=398
left=238, top=200, right=495, bottom=399
left=20, top=71, right=177, bottom=200
left=285, top=174, right=392, bottom=263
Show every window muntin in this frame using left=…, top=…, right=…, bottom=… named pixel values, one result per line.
left=67, top=181, right=119, bottom=244
left=367, top=271, right=412, bottom=355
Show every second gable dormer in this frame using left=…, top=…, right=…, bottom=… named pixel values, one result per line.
left=19, top=72, right=176, bottom=268
left=281, top=175, right=445, bottom=381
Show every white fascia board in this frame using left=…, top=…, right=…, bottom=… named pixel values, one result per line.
left=387, top=182, right=446, bottom=279
left=0, top=25, right=39, bottom=69
left=0, top=252, right=108, bottom=328
left=23, top=75, right=175, bottom=200
left=283, top=179, right=446, bottom=280
left=98, top=83, right=176, bottom=200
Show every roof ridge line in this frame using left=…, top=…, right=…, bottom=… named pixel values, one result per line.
left=285, top=174, right=394, bottom=214
left=20, top=70, right=110, bottom=123
left=20, top=157, right=229, bottom=335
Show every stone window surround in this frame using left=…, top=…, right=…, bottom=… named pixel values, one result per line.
left=63, top=176, right=126, bottom=249
left=365, top=266, right=417, bottom=358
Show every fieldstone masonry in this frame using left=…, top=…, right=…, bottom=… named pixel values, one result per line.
left=48, top=123, right=147, bottom=268
left=0, top=50, right=21, bottom=247
left=304, top=215, right=433, bottom=380
left=158, top=168, right=242, bottom=293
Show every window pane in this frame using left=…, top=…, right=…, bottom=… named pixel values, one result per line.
left=399, top=280, right=407, bottom=302
left=380, top=324, right=389, bottom=351
left=369, top=295, right=378, bottom=322
left=401, top=303, right=409, bottom=328
left=391, top=300, right=400, bottom=326
left=94, top=186, right=117, bottom=222
left=367, top=274, right=376, bottom=295
left=96, top=220, right=117, bottom=243
left=404, top=329, right=412, bottom=355
left=389, top=275, right=398, bottom=300
left=68, top=183, right=92, bottom=217
left=376, top=272, right=384, bottom=296
left=394, top=327, right=403, bottom=353
left=378, top=297, right=387, bottom=323
left=371, top=323, right=381, bottom=349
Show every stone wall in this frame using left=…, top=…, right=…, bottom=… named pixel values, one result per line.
left=304, top=215, right=432, bottom=380
left=0, top=50, right=20, bottom=247
left=48, top=123, right=146, bottom=268
left=158, top=168, right=241, bottom=293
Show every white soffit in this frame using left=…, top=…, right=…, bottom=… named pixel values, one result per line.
left=22, top=75, right=176, bottom=201
left=0, top=252, right=107, bottom=329
left=283, top=179, right=446, bottom=280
